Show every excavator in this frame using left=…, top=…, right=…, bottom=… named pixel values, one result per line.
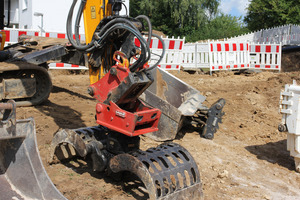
left=0, top=0, right=225, bottom=199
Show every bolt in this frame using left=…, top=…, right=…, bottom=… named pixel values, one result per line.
left=216, top=103, right=223, bottom=110
left=87, top=87, right=94, bottom=96
left=110, top=68, right=117, bottom=76
left=205, top=133, right=214, bottom=139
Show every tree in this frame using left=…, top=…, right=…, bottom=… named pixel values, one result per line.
left=244, top=0, right=300, bottom=31
left=130, top=0, right=248, bottom=42
left=130, top=0, right=218, bottom=36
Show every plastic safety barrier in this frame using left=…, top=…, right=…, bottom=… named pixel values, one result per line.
left=2, top=29, right=39, bottom=45
left=279, top=80, right=300, bottom=172
left=48, top=63, right=88, bottom=70
left=249, top=43, right=281, bottom=70
left=182, top=43, right=210, bottom=70
left=209, top=42, right=249, bottom=72
left=134, top=36, right=185, bottom=71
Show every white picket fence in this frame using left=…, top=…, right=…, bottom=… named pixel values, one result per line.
left=227, top=24, right=300, bottom=46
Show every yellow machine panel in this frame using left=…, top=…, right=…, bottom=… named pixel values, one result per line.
left=83, top=0, right=112, bottom=43
left=0, top=31, right=6, bottom=50
left=83, top=0, right=112, bottom=84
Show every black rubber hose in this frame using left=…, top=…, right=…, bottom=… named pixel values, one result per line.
left=93, top=23, right=150, bottom=71
left=143, top=33, right=165, bottom=71
left=85, top=17, right=143, bottom=52
left=74, top=0, right=86, bottom=45
left=67, top=0, right=95, bottom=50
left=135, top=15, right=152, bottom=47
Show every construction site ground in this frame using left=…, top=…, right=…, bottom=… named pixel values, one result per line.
left=16, top=52, right=300, bottom=200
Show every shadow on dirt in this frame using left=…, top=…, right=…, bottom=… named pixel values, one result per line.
left=35, top=85, right=96, bottom=130
left=61, top=158, right=149, bottom=200
left=36, top=101, right=87, bottom=130
left=245, top=139, right=295, bottom=171
left=51, top=86, right=94, bottom=101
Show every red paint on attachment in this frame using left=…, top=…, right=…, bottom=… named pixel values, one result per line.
left=46, top=33, right=50, bottom=37
left=265, top=65, right=271, bottom=68
left=210, top=43, right=213, bottom=51
left=276, top=46, right=280, bottom=53
left=266, top=46, right=271, bottom=53
left=71, top=64, right=79, bottom=68
left=255, top=65, right=260, bottom=68
left=234, top=65, right=238, bottom=68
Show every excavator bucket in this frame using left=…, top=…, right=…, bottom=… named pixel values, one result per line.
left=0, top=100, right=66, bottom=200
left=142, top=68, right=225, bottom=141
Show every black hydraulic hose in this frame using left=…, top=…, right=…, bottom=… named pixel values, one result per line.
left=67, top=0, right=95, bottom=50
left=74, top=0, right=86, bottom=45
left=144, top=33, right=165, bottom=71
left=85, top=18, right=142, bottom=52
left=5, top=0, right=11, bottom=27
left=135, top=15, right=152, bottom=47
left=93, top=23, right=150, bottom=71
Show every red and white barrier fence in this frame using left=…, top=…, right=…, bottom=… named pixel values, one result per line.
left=2, top=28, right=86, bottom=45
left=182, top=43, right=210, bottom=70
left=181, top=41, right=281, bottom=73
left=249, top=43, right=281, bottom=70
left=2, top=28, right=282, bottom=73
left=134, top=36, right=185, bottom=71
left=48, top=63, right=88, bottom=70
left=45, top=32, right=86, bottom=42
left=209, top=42, right=249, bottom=72
left=2, top=28, right=40, bottom=44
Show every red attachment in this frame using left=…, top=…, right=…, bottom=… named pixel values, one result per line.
left=89, top=53, right=161, bottom=137
left=96, top=100, right=161, bottom=137
left=89, top=66, right=129, bottom=103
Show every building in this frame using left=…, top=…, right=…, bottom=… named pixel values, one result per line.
left=4, top=0, right=130, bottom=33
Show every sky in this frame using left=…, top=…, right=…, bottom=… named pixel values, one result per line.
left=219, top=0, right=250, bottom=18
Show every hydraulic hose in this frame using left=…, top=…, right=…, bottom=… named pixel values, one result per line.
left=74, top=0, right=86, bottom=45
left=135, top=15, right=152, bottom=47
left=144, top=33, right=165, bottom=71
left=94, top=23, right=150, bottom=71
left=67, top=0, right=95, bottom=50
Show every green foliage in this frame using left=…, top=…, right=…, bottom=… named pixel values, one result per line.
left=130, top=0, right=249, bottom=42
left=244, top=0, right=300, bottom=31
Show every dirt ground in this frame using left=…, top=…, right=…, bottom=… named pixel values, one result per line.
left=16, top=60, right=300, bottom=199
